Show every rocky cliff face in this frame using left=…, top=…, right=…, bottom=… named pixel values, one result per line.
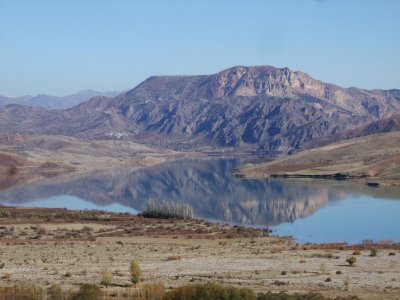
left=0, top=66, right=399, bottom=153
left=303, top=114, right=400, bottom=149
left=107, top=66, right=400, bottom=152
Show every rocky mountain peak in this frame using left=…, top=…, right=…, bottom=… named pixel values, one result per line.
left=206, top=65, right=306, bottom=98
left=1, top=65, right=399, bottom=153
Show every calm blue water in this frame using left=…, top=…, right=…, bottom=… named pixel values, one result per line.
left=1, top=195, right=138, bottom=214
left=0, top=158, right=399, bottom=244
left=274, top=195, right=400, bottom=243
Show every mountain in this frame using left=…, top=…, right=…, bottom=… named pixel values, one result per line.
left=0, top=89, right=122, bottom=109
left=0, top=65, right=399, bottom=153
left=237, top=131, right=400, bottom=185
left=303, top=114, right=400, bottom=149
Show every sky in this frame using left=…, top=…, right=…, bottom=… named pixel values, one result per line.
left=1, top=0, right=399, bottom=96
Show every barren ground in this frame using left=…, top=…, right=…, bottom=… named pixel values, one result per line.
left=237, top=132, right=400, bottom=187
left=0, top=207, right=399, bottom=299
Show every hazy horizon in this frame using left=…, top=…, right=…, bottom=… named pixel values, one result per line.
left=1, top=0, right=399, bottom=96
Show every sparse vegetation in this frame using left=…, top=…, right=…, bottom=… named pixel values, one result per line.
left=0, top=209, right=9, bottom=218
left=133, top=283, right=166, bottom=300
left=13, top=284, right=44, bottom=300
left=258, top=292, right=360, bottom=300
left=47, top=284, right=63, bottom=300
left=130, top=260, right=142, bottom=284
left=346, top=256, right=356, bottom=267
left=73, top=284, right=101, bottom=300
left=343, top=276, right=351, bottom=289
left=142, top=200, right=194, bottom=219
left=163, top=283, right=256, bottom=300
left=100, top=271, right=113, bottom=287
left=352, top=250, right=361, bottom=255
left=319, top=263, right=327, bottom=273
left=167, top=255, right=181, bottom=261
left=0, top=283, right=363, bottom=300
left=0, top=205, right=397, bottom=299
left=370, top=248, right=378, bottom=257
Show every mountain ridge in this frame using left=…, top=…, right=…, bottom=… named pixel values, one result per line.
left=0, top=89, right=122, bottom=109
left=0, top=65, right=399, bottom=154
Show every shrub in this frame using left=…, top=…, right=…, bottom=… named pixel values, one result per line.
left=73, top=284, right=101, bottom=300
left=257, top=291, right=361, bottom=299
left=133, top=283, right=165, bottom=300
left=100, top=271, right=113, bottom=287
left=14, top=284, right=44, bottom=300
left=48, top=284, right=63, bottom=300
left=343, top=276, right=351, bottom=289
left=319, top=263, right=327, bottom=273
left=142, top=200, right=194, bottom=219
left=64, top=271, right=72, bottom=277
left=0, top=209, right=9, bottom=218
left=130, top=260, right=142, bottom=284
left=352, top=250, right=361, bottom=255
left=164, top=283, right=256, bottom=300
left=346, top=256, right=356, bottom=267
left=167, top=256, right=181, bottom=261
left=370, top=248, right=378, bottom=257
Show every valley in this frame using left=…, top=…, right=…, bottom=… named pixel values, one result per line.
left=1, top=65, right=400, bottom=299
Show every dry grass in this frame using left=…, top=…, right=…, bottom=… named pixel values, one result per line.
left=0, top=206, right=399, bottom=299
left=237, top=131, right=400, bottom=186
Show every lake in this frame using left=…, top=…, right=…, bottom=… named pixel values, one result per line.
left=0, top=158, right=399, bottom=244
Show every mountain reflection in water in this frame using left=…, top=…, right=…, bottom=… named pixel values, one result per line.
left=0, top=159, right=349, bottom=226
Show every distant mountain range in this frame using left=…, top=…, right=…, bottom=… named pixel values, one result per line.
left=0, top=65, right=399, bottom=153
left=0, top=89, right=122, bottom=109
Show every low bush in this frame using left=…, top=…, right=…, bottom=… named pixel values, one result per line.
left=0, top=209, right=9, bottom=218
left=142, top=200, right=194, bottom=219
left=257, top=292, right=360, bottom=300
left=133, top=283, right=166, bottom=300
left=130, top=260, right=142, bottom=284
left=167, top=256, right=181, bottom=261
left=370, top=248, right=378, bottom=257
left=73, top=284, right=101, bottom=300
left=100, top=271, right=113, bottom=287
left=47, top=284, right=63, bottom=300
left=163, top=283, right=256, bottom=300
left=14, top=284, right=44, bottom=300
left=346, top=256, right=356, bottom=267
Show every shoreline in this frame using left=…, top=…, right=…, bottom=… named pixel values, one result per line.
left=0, top=206, right=399, bottom=299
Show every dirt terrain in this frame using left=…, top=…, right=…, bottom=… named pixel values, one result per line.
left=0, top=134, right=188, bottom=191
left=237, top=132, right=400, bottom=186
left=0, top=206, right=399, bottom=299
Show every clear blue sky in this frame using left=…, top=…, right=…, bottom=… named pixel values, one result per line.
left=1, top=0, right=399, bottom=96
